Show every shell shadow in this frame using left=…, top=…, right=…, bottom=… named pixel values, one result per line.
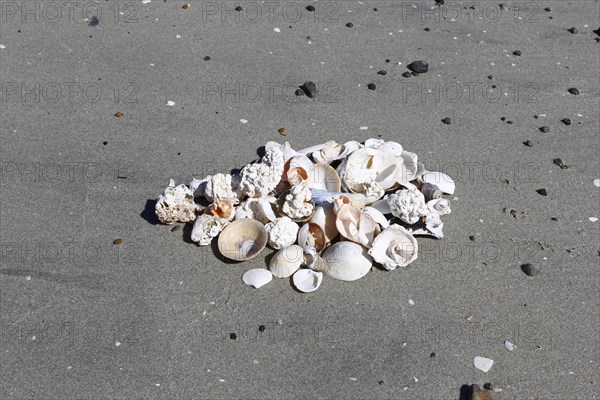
left=459, top=385, right=472, bottom=400
left=141, top=199, right=159, bottom=225
left=209, top=236, right=241, bottom=265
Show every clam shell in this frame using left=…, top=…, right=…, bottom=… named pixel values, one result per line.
left=297, top=223, right=327, bottom=251
left=269, top=245, right=304, bottom=278
left=309, top=205, right=338, bottom=242
left=217, top=219, right=268, bottom=261
left=422, top=171, right=455, bottom=195
left=322, top=242, right=372, bottom=281
left=242, top=268, right=273, bottom=288
left=306, top=163, right=341, bottom=192
left=292, top=269, right=323, bottom=293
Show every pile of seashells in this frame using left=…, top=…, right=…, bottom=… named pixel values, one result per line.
left=155, top=139, right=455, bottom=293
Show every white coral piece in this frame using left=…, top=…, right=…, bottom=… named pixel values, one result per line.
left=388, top=188, right=428, bottom=224
left=281, top=184, right=314, bottom=219
left=190, top=214, right=230, bottom=245
left=361, top=180, right=385, bottom=203
left=265, top=217, right=300, bottom=249
left=203, top=173, right=241, bottom=204
left=240, top=163, right=278, bottom=198
left=155, top=179, right=200, bottom=224
left=262, top=146, right=285, bottom=178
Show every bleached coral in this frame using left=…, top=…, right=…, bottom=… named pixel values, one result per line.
left=190, top=214, right=230, bottom=245
left=387, top=188, right=428, bottom=224
left=155, top=179, right=200, bottom=224
left=281, top=184, right=314, bottom=219
left=265, top=217, right=299, bottom=249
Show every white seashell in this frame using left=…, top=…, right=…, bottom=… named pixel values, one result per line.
left=242, top=268, right=273, bottom=288
left=292, top=269, right=323, bottom=293
left=269, top=245, right=304, bottom=278
left=204, top=199, right=236, bottom=221
left=285, top=154, right=313, bottom=185
left=240, top=198, right=277, bottom=224
left=155, top=180, right=201, bottom=224
left=278, top=184, right=314, bottom=221
left=217, top=219, right=268, bottom=261
left=421, top=182, right=443, bottom=201
left=339, top=147, right=409, bottom=194
left=335, top=204, right=379, bottom=247
left=365, top=138, right=404, bottom=157
left=422, top=171, right=455, bottom=195
left=203, top=173, right=242, bottom=204
left=504, top=340, right=514, bottom=351
left=265, top=217, right=299, bottom=250
left=368, top=224, right=418, bottom=270
left=303, top=246, right=327, bottom=272
left=312, top=140, right=359, bottom=164
left=322, top=242, right=372, bottom=281
left=297, top=223, right=327, bottom=251
left=305, top=163, right=342, bottom=192
left=474, top=356, right=494, bottom=373
left=427, top=198, right=451, bottom=215
left=363, top=206, right=389, bottom=228
left=309, top=205, right=338, bottom=242
left=190, top=176, right=209, bottom=197
left=387, top=188, right=428, bottom=224
left=403, top=212, right=444, bottom=239
left=360, top=180, right=385, bottom=204
left=191, top=214, right=230, bottom=246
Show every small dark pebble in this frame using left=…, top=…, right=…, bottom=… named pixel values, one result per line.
left=402, top=71, right=411, bottom=78
left=469, top=235, right=476, bottom=241
left=567, top=27, right=578, bottom=34
left=500, top=117, right=506, bottom=121
left=551, top=217, right=558, bottom=221
left=204, top=56, right=211, bottom=61
left=506, top=121, right=513, bottom=124
left=513, top=50, right=522, bottom=56
left=235, top=6, right=242, bottom=11
left=170, top=225, right=180, bottom=232
left=483, top=383, right=493, bottom=391
left=430, top=352, right=436, bottom=357
left=229, top=333, right=237, bottom=340
left=499, top=3, right=508, bottom=10
left=373, top=8, right=378, bottom=11
left=487, top=75, right=493, bottom=80
left=411, top=71, right=419, bottom=76
left=553, top=158, right=568, bottom=169
left=258, top=325, right=266, bottom=332
left=367, top=83, right=376, bottom=90
left=544, top=7, right=552, bottom=12
left=305, top=5, right=315, bottom=12
left=378, top=380, right=384, bottom=384
left=103, top=141, right=108, bottom=146
left=407, top=61, right=429, bottom=74
left=520, top=263, right=536, bottom=276
left=536, top=188, right=548, bottom=196
left=441, top=117, right=451, bottom=125
left=377, top=70, right=387, bottom=75
left=435, top=0, right=445, bottom=5
left=539, top=126, right=550, bottom=133
left=523, top=140, right=533, bottom=147
left=568, top=87, right=579, bottom=95
left=533, top=115, right=538, bottom=119
left=561, top=118, right=572, bottom=125
left=89, top=16, right=99, bottom=27
left=346, top=22, right=354, bottom=28
left=295, top=88, right=305, bottom=96
left=424, top=27, right=430, bottom=31
left=385, top=59, right=391, bottom=63
left=301, top=81, right=317, bottom=98
left=113, top=238, right=122, bottom=245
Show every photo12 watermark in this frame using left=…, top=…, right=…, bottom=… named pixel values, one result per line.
left=0, top=82, right=139, bottom=104
left=0, top=1, right=140, bottom=24
left=0, top=161, right=138, bottom=184
left=200, top=81, right=341, bottom=104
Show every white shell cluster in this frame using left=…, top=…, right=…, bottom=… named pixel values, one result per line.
left=155, top=139, right=455, bottom=293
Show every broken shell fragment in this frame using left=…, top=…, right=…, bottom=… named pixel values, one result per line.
left=155, top=179, right=201, bottom=224
left=322, top=242, right=372, bottom=281
left=265, top=217, right=299, bottom=250
left=242, top=268, right=273, bottom=288
left=203, top=173, right=241, bottom=204
left=292, top=269, right=323, bottom=293
left=422, top=171, right=455, bottom=195
left=427, top=198, right=451, bottom=215
left=269, top=245, right=304, bottom=278
left=421, top=182, right=443, bottom=201
left=217, top=219, right=268, bottom=261
left=238, top=197, right=277, bottom=224
left=303, top=246, right=327, bottom=272
left=306, top=163, right=342, bottom=192
left=368, top=224, right=418, bottom=270
left=205, top=199, right=236, bottom=221
left=297, top=222, right=327, bottom=251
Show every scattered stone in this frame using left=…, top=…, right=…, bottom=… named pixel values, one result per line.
left=103, top=141, right=108, bottom=146
left=504, top=340, right=514, bottom=351
left=561, top=118, right=572, bottom=125
left=229, top=333, right=237, bottom=340
left=499, top=3, right=509, bottom=10
left=567, top=27, right=578, bottom=34
left=378, top=380, right=384, bottom=384
left=469, top=235, right=475, bottom=241
left=170, top=225, right=180, bottom=232
left=346, top=22, right=354, bottom=28
left=258, top=325, right=266, bottom=332
left=424, top=27, right=430, bottom=31
left=295, top=88, right=305, bottom=96
left=235, top=6, right=242, bottom=11
left=113, top=238, right=123, bottom=245
left=536, top=188, right=548, bottom=196
left=377, top=70, right=387, bottom=75
left=474, top=356, right=494, bottom=372
left=385, top=59, right=391, bottom=63
left=430, top=352, right=436, bottom=357
left=568, top=87, right=579, bottom=95
left=305, top=5, right=315, bottom=12
left=373, top=8, right=378, bottom=12
left=553, top=158, right=568, bottom=169
left=114, top=112, right=123, bottom=118
left=367, top=83, right=376, bottom=90
left=301, top=81, right=317, bottom=98
left=407, top=61, right=429, bottom=74
left=89, top=16, right=99, bottom=27
left=523, top=140, right=533, bottom=147
left=435, top=0, right=445, bottom=5
left=520, top=263, right=536, bottom=276
left=182, top=4, right=189, bottom=10
left=500, top=117, right=506, bottom=121
left=544, top=7, right=552, bottom=12
left=441, top=117, right=451, bottom=125
left=506, top=121, right=513, bottom=124
left=512, top=50, right=522, bottom=56
left=204, top=56, right=211, bottom=61
left=487, top=75, right=493, bottom=80
left=402, top=71, right=412, bottom=78
left=278, top=127, right=286, bottom=136
left=539, top=126, right=550, bottom=133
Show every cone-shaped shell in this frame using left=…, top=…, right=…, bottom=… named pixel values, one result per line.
left=322, top=242, right=372, bottom=281
left=217, top=219, right=268, bottom=261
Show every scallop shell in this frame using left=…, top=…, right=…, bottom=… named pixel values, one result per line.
left=297, top=223, right=327, bottom=251
left=269, top=245, right=304, bottom=278
left=322, top=242, right=372, bottom=281
left=217, top=219, right=268, bottom=261
left=242, top=268, right=273, bottom=288
left=292, top=269, right=323, bottom=293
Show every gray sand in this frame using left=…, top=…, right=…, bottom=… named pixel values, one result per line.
left=1, top=1, right=598, bottom=399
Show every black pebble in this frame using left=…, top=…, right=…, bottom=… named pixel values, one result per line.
left=520, top=263, right=536, bottom=276
left=561, top=118, right=572, bottom=125
left=523, top=140, right=533, bottom=147
left=258, top=325, right=266, bottom=332
left=367, top=83, right=376, bottom=90
left=377, top=70, right=387, bottom=75
left=346, top=22, right=353, bottom=28
left=378, top=380, right=384, bottom=384
left=407, top=61, right=429, bottom=74
left=424, top=27, right=430, bottom=31
left=295, top=88, right=305, bottom=96
left=567, top=27, right=578, bottom=34
left=513, top=50, right=522, bottom=56
left=506, top=120, right=513, bottom=124
left=568, top=87, right=579, bottom=95
left=435, top=0, right=445, bottom=5
left=553, top=158, right=568, bottom=169
left=170, top=225, right=180, bottom=232
left=301, top=81, right=317, bottom=98
left=539, top=126, right=550, bottom=133
left=536, top=188, right=548, bottom=196
left=402, top=71, right=411, bottom=78
left=306, top=5, right=315, bottom=12
left=430, top=352, right=436, bottom=357
left=500, top=117, right=506, bottom=121
left=373, top=8, right=378, bottom=11
left=229, top=333, right=237, bottom=340
left=441, top=117, right=451, bottom=125
left=469, top=235, right=476, bottom=241
left=544, top=7, right=552, bottom=12
left=385, top=59, right=391, bottom=63
left=204, top=56, right=211, bottom=61
left=487, top=75, right=493, bottom=80
left=103, top=141, right=108, bottom=145
left=235, top=6, right=242, bottom=11
left=89, top=16, right=99, bottom=27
